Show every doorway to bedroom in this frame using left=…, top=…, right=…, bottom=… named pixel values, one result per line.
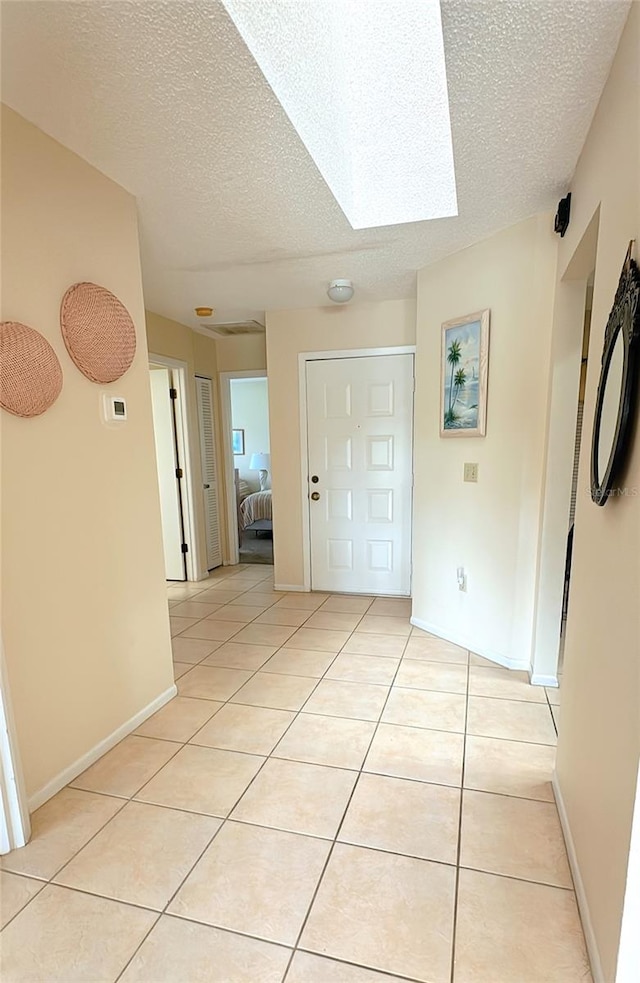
left=221, top=371, right=272, bottom=565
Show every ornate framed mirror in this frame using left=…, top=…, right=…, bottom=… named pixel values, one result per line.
left=590, top=245, right=640, bottom=506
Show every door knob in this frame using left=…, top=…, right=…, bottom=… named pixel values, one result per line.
left=204, top=484, right=210, bottom=489
left=311, top=491, right=320, bottom=501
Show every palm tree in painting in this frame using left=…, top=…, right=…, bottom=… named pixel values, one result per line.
left=444, top=338, right=462, bottom=425
left=453, top=367, right=467, bottom=409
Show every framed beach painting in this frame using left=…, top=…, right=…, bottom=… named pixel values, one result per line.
left=232, top=428, right=245, bottom=455
left=440, top=309, right=490, bottom=437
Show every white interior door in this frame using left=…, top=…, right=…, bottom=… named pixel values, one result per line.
left=196, top=376, right=223, bottom=570
left=306, top=353, right=414, bottom=595
left=150, top=367, right=186, bottom=581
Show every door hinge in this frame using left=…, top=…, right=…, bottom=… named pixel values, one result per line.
left=175, top=467, right=183, bottom=479
left=181, top=543, right=189, bottom=554
left=169, top=387, right=177, bottom=400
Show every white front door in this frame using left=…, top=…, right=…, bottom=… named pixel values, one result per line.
left=306, top=353, right=414, bottom=595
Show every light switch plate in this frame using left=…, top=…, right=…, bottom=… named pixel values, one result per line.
left=464, top=462, right=478, bottom=483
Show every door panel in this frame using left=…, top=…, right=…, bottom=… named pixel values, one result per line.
left=306, top=354, right=414, bottom=595
left=150, top=367, right=185, bottom=581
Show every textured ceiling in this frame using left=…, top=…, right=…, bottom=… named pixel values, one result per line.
left=220, top=0, right=458, bottom=230
left=0, top=0, right=630, bottom=328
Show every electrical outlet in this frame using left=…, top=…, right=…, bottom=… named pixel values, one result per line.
left=457, top=566, right=467, bottom=592
left=464, top=462, right=478, bottom=483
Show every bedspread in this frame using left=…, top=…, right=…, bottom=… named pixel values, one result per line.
left=240, top=490, right=272, bottom=528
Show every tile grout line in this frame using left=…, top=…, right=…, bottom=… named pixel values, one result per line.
left=44, top=581, right=284, bottom=936
left=12, top=600, right=556, bottom=865
left=449, top=651, right=471, bottom=983
left=10, top=572, right=568, bottom=981
left=178, top=695, right=557, bottom=749
left=151, top=597, right=409, bottom=761
left=50, top=727, right=194, bottom=883
left=545, top=686, right=560, bottom=738
left=115, top=576, right=317, bottom=983
left=291, top=949, right=427, bottom=983
left=170, top=570, right=278, bottom=619
left=110, top=595, right=374, bottom=975
left=23, top=732, right=571, bottom=968
left=170, top=586, right=278, bottom=642
left=0, top=874, right=49, bottom=932
left=7, top=881, right=167, bottom=919
left=173, top=583, right=556, bottom=712
left=45, top=746, right=577, bottom=902
left=280, top=629, right=412, bottom=982
left=3, top=576, right=375, bottom=943
left=169, top=683, right=560, bottom=737
left=113, top=825, right=219, bottom=983
left=7, top=829, right=576, bottom=942
left=112, top=597, right=378, bottom=977
left=175, top=590, right=399, bottom=753
left=172, top=573, right=411, bottom=651
left=8, top=795, right=132, bottom=889
left=7, top=621, right=555, bottom=879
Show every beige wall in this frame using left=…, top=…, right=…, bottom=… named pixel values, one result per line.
left=554, top=6, right=640, bottom=981
left=413, top=215, right=557, bottom=668
left=265, top=299, right=416, bottom=587
left=0, top=107, right=173, bottom=801
left=215, top=333, right=267, bottom=372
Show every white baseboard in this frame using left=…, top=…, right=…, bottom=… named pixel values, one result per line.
left=552, top=772, right=603, bottom=983
left=274, top=584, right=308, bottom=593
left=410, top=616, right=531, bottom=672
left=28, top=684, right=177, bottom=811
left=531, top=673, right=559, bottom=687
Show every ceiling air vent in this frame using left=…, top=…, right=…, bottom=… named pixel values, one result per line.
left=197, top=320, right=265, bottom=339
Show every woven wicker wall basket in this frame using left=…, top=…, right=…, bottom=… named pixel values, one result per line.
left=60, top=282, right=136, bottom=383
left=0, top=321, right=63, bottom=418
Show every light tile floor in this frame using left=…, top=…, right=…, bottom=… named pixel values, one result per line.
left=1, top=564, right=588, bottom=983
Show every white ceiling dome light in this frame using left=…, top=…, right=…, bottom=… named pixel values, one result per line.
left=327, top=279, right=354, bottom=304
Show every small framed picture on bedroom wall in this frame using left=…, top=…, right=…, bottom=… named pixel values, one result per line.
left=232, top=428, right=245, bottom=455
left=440, top=309, right=490, bottom=437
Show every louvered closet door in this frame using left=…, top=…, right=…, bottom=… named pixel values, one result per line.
left=196, top=376, right=223, bottom=570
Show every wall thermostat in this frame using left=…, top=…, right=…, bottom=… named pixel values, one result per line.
left=102, top=393, right=128, bottom=422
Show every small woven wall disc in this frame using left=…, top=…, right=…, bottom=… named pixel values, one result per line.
left=0, top=321, right=63, bottom=418
left=60, top=282, right=137, bottom=383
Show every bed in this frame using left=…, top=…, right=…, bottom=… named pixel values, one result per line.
left=239, top=488, right=273, bottom=535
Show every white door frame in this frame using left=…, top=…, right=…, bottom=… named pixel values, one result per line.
left=1, top=640, right=30, bottom=854
left=220, top=369, right=268, bottom=566
left=531, top=209, right=600, bottom=685
left=615, top=761, right=640, bottom=982
left=298, top=346, right=416, bottom=593
left=148, top=354, right=200, bottom=582
left=195, top=374, right=223, bottom=571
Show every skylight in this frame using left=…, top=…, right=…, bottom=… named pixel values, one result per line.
left=221, top=0, right=458, bottom=230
